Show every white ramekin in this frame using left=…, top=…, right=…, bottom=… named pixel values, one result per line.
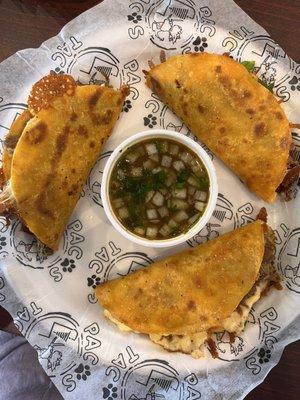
left=101, top=129, right=218, bottom=248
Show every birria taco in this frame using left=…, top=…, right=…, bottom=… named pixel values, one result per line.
left=96, top=211, right=279, bottom=358
left=145, top=52, right=299, bottom=202
left=0, top=74, right=129, bottom=250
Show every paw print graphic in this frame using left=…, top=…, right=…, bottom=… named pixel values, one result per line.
left=288, top=76, right=300, bottom=91
left=60, top=258, right=76, bottom=272
left=127, top=12, right=142, bottom=24
left=50, top=66, right=64, bottom=75
left=258, top=348, right=271, bottom=364
left=103, top=384, right=118, bottom=399
left=74, top=364, right=91, bottom=381
left=192, top=36, right=208, bottom=52
left=143, top=114, right=157, bottom=128
left=0, top=237, right=7, bottom=250
left=87, top=274, right=101, bottom=289
left=123, top=99, right=132, bottom=113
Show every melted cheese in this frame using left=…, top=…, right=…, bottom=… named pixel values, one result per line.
left=150, top=332, right=207, bottom=358
left=0, top=180, right=15, bottom=204
left=104, top=277, right=269, bottom=359
left=104, top=310, right=135, bottom=332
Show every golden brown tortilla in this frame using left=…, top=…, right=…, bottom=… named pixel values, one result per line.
left=96, top=220, right=265, bottom=335
left=2, top=74, right=129, bottom=249
left=2, top=110, right=32, bottom=181
left=145, top=53, right=291, bottom=202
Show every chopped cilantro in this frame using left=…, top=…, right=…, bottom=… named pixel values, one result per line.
left=173, top=168, right=191, bottom=189
left=174, top=181, right=186, bottom=189
left=116, top=169, right=166, bottom=204
left=155, top=140, right=163, bottom=153
left=241, top=60, right=255, bottom=73
left=128, top=203, right=145, bottom=228
left=190, top=173, right=209, bottom=191
left=258, top=78, right=274, bottom=92
left=177, top=169, right=190, bottom=182
left=241, top=60, right=274, bottom=92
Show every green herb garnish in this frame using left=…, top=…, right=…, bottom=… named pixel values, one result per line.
left=115, top=169, right=166, bottom=204
left=155, top=140, right=163, bottom=153
left=128, top=203, right=145, bottom=228
left=152, top=170, right=166, bottom=190
left=187, top=207, right=195, bottom=217
left=241, top=60, right=274, bottom=93
left=241, top=60, right=255, bottom=73
left=257, top=78, right=274, bottom=92
left=177, top=169, right=190, bottom=182
left=173, top=168, right=191, bottom=189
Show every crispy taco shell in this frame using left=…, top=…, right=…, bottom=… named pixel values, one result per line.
left=145, top=53, right=292, bottom=202
left=1, top=74, right=129, bottom=249
left=96, top=220, right=266, bottom=336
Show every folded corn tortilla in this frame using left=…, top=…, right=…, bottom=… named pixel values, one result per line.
left=0, top=74, right=129, bottom=249
left=145, top=52, right=292, bottom=203
left=96, top=218, right=277, bottom=358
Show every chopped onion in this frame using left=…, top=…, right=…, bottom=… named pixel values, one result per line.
left=146, top=142, right=158, bottom=155
left=146, top=226, right=158, bottom=238
left=147, top=208, right=158, bottom=220
left=194, top=190, right=207, bottom=201
left=126, top=152, right=139, bottom=163
left=159, top=224, right=171, bottom=237
left=149, top=153, right=159, bottom=162
left=166, top=174, right=176, bottom=187
left=151, top=219, right=160, bottom=224
left=188, top=213, right=200, bottom=225
left=170, top=198, right=187, bottom=210
left=152, top=191, right=164, bottom=206
left=134, top=227, right=145, bottom=236
left=188, top=186, right=196, bottom=195
left=112, top=198, right=124, bottom=208
left=158, top=206, right=169, bottom=218
left=179, top=151, right=192, bottom=163
left=192, top=165, right=203, bottom=175
left=131, top=167, right=142, bottom=177
left=187, top=176, right=198, bottom=186
left=195, top=201, right=206, bottom=212
left=173, top=210, right=189, bottom=222
left=145, top=190, right=154, bottom=202
left=173, top=187, right=187, bottom=199
left=173, top=160, right=185, bottom=171
left=169, top=144, right=179, bottom=155
left=117, top=169, right=125, bottom=180
left=143, top=159, right=156, bottom=170
left=153, top=167, right=162, bottom=174
left=161, top=155, right=172, bottom=167
left=118, top=207, right=129, bottom=219
left=168, top=219, right=178, bottom=228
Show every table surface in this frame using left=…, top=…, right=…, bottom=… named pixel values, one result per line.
left=0, top=1, right=299, bottom=399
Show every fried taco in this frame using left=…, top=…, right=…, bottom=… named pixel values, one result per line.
left=95, top=211, right=278, bottom=358
left=145, top=52, right=298, bottom=202
left=0, top=74, right=129, bottom=250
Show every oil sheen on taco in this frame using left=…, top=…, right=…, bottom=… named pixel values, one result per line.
left=95, top=211, right=278, bottom=358
left=0, top=74, right=129, bottom=250
left=145, top=52, right=296, bottom=203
